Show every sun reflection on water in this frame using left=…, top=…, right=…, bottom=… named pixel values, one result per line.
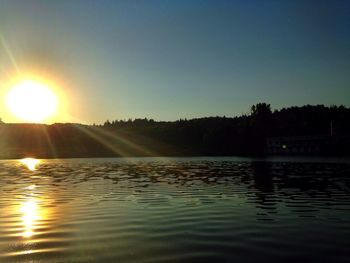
left=21, top=199, right=40, bottom=238
left=21, top=158, right=40, bottom=171
left=19, top=185, right=49, bottom=240
left=27, top=184, right=36, bottom=190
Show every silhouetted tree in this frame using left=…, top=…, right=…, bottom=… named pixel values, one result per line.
left=251, top=103, right=272, bottom=118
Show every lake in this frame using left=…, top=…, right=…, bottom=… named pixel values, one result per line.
left=0, top=157, right=349, bottom=263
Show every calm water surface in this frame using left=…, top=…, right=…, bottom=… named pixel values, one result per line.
left=0, top=157, right=349, bottom=263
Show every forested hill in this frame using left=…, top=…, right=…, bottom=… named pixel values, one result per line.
left=0, top=104, right=349, bottom=159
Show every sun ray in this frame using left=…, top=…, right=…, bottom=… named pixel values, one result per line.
left=73, top=124, right=159, bottom=157
left=90, top=125, right=156, bottom=156
left=0, top=34, right=21, bottom=74
left=40, top=125, right=58, bottom=158
left=72, top=124, right=130, bottom=157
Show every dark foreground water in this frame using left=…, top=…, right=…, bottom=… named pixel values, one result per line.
left=0, top=157, right=349, bottom=263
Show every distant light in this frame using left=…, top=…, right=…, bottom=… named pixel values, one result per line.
left=282, top=144, right=287, bottom=149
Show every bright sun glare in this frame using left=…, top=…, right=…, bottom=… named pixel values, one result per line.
left=6, top=80, right=58, bottom=123
left=21, top=158, right=40, bottom=171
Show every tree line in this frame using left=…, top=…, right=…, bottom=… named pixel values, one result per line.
left=99, top=103, right=350, bottom=155
left=0, top=103, right=349, bottom=159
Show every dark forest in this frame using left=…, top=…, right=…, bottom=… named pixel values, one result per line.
left=1, top=104, right=349, bottom=159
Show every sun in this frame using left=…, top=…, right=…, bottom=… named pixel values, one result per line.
left=6, top=80, right=58, bottom=123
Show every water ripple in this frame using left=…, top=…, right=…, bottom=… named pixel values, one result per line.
left=0, top=157, right=349, bottom=262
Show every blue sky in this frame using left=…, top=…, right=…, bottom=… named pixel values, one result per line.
left=0, top=0, right=349, bottom=123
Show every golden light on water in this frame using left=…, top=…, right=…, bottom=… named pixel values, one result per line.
left=27, top=184, right=36, bottom=190
left=6, top=79, right=58, bottom=123
left=21, top=199, right=40, bottom=238
left=21, top=158, right=40, bottom=171
left=18, top=159, right=42, bottom=238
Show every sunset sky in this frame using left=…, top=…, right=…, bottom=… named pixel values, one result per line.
left=0, top=0, right=349, bottom=124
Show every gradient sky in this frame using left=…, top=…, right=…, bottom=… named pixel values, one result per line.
left=0, top=0, right=349, bottom=124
